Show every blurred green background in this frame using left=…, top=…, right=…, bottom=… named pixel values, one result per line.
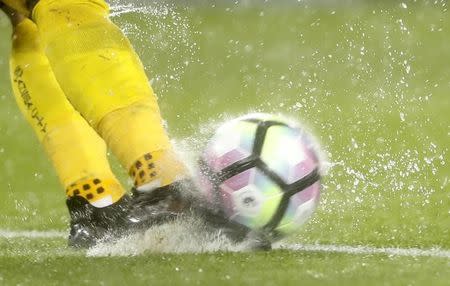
left=0, top=0, right=448, bottom=250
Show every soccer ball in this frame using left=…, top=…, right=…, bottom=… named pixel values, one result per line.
left=198, top=113, right=322, bottom=240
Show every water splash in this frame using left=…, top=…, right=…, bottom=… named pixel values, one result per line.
left=87, top=216, right=245, bottom=256
left=109, top=1, right=199, bottom=96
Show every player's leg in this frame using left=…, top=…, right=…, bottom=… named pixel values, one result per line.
left=1, top=0, right=29, bottom=15
left=0, top=1, right=23, bottom=24
left=31, top=0, right=190, bottom=203
left=7, top=13, right=130, bottom=247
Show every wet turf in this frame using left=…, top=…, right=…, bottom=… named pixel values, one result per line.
left=0, top=1, right=449, bottom=285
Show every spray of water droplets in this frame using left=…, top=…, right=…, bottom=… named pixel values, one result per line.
left=109, top=1, right=199, bottom=96
left=86, top=1, right=449, bottom=253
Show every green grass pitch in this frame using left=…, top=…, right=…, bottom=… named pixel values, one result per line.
left=0, top=1, right=449, bottom=285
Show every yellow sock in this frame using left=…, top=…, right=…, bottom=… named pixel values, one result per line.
left=32, top=0, right=188, bottom=190
left=9, top=18, right=125, bottom=207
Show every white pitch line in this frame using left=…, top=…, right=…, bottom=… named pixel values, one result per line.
left=1, top=230, right=449, bottom=259
left=278, top=244, right=450, bottom=259
left=0, top=230, right=66, bottom=239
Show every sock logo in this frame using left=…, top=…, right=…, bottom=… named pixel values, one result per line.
left=13, top=65, right=47, bottom=134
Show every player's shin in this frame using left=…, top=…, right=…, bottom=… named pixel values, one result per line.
left=98, top=100, right=188, bottom=192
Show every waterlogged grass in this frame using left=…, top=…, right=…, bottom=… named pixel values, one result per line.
left=0, top=1, right=449, bottom=285
left=0, top=238, right=449, bottom=286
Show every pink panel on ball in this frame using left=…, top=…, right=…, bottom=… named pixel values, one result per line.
left=290, top=182, right=320, bottom=205
left=218, top=188, right=235, bottom=217
left=205, top=148, right=251, bottom=173
left=287, top=141, right=319, bottom=183
left=221, top=168, right=254, bottom=191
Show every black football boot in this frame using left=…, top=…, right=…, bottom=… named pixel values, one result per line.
left=66, top=195, right=132, bottom=248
